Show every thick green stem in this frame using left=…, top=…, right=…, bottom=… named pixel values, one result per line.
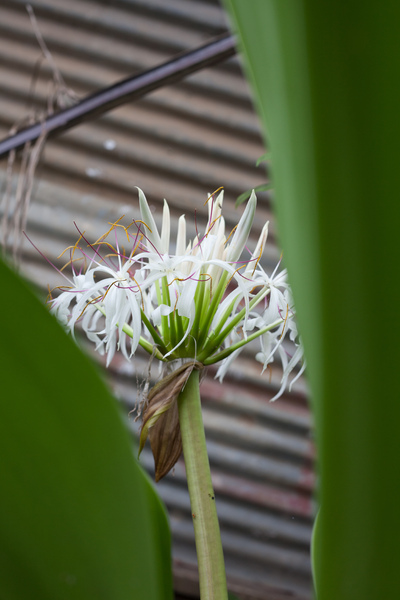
left=177, top=370, right=228, bottom=600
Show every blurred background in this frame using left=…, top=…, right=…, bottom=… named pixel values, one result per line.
left=0, top=1, right=314, bottom=598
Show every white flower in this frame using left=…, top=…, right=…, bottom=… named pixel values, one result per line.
left=47, top=188, right=304, bottom=397
left=50, top=271, right=97, bottom=334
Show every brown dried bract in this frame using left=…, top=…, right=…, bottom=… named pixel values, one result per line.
left=139, top=361, right=202, bottom=481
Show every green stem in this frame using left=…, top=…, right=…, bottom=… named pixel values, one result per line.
left=198, top=287, right=271, bottom=362
left=198, top=271, right=229, bottom=340
left=161, top=276, right=173, bottom=344
left=175, top=313, right=186, bottom=354
left=202, top=319, right=283, bottom=365
left=140, top=309, right=168, bottom=355
left=93, top=302, right=166, bottom=360
left=177, top=370, right=228, bottom=600
left=190, top=271, right=207, bottom=344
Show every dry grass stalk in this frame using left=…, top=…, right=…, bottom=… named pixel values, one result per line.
left=1, top=5, right=79, bottom=264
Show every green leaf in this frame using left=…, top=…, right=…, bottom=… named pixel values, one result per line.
left=310, top=507, right=321, bottom=597
left=235, top=183, right=272, bottom=207
left=0, top=258, right=173, bottom=600
left=224, top=1, right=400, bottom=599
left=255, top=152, right=270, bottom=167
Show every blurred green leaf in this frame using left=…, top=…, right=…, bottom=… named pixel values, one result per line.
left=0, top=258, right=173, bottom=600
left=255, top=152, right=270, bottom=167
left=235, top=183, right=272, bottom=207
left=310, top=507, right=321, bottom=597
left=235, top=152, right=271, bottom=207
left=224, top=1, right=400, bottom=599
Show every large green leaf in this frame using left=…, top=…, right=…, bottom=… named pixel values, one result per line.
left=0, top=258, right=173, bottom=600
left=224, top=2, right=400, bottom=599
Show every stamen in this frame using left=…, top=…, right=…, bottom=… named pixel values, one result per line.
left=93, top=215, right=125, bottom=245
left=131, top=276, right=145, bottom=310
left=53, top=285, right=74, bottom=291
left=46, top=283, right=53, bottom=303
left=278, top=304, right=290, bottom=340
left=129, top=233, right=145, bottom=258
left=95, top=241, right=118, bottom=252
left=59, top=256, right=84, bottom=272
left=203, top=186, right=224, bottom=206
left=167, top=272, right=213, bottom=298
left=250, top=246, right=263, bottom=276
left=76, top=294, right=104, bottom=320
left=23, top=232, right=71, bottom=282
left=72, top=223, right=115, bottom=271
left=132, top=221, right=164, bottom=260
left=205, top=214, right=222, bottom=237
left=198, top=273, right=213, bottom=298
left=226, top=263, right=246, bottom=287
left=113, top=219, right=143, bottom=245
left=133, top=219, right=152, bottom=234
left=102, top=279, right=126, bottom=301
left=173, top=289, right=179, bottom=312
left=225, top=224, right=238, bottom=245
left=57, top=232, right=85, bottom=260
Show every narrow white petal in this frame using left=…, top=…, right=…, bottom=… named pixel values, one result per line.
left=161, top=199, right=170, bottom=254
left=137, top=187, right=162, bottom=251
left=214, top=190, right=224, bottom=221
left=207, top=189, right=224, bottom=233
left=176, top=214, right=186, bottom=256
left=244, top=221, right=269, bottom=278
left=288, top=357, right=306, bottom=391
left=226, top=190, right=257, bottom=263
left=215, top=347, right=243, bottom=382
left=176, top=276, right=197, bottom=319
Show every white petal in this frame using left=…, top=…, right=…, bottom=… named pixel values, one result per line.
left=215, top=347, right=243, bottom=382
left=263, top=285, right=288, bottom=324
left=207, top=189, right=224, bottom=233
left=137, top=187, right=162, bottom=252
left=176, top=279, right=196, bottom=319
left=161, top=199, right=170, bottom=254
left=226, top=190, right=257, bottom=263
left=176, top=214, right=186, bottom=256
left=244, top=220, right=269, bottom=278
left=152, top=304, right=173, bottom=326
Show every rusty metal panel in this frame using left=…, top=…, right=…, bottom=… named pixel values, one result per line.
left=0, top=1, right=314, bottom=599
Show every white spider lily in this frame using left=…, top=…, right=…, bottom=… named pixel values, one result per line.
left=47, top=188, right=304, bottom=397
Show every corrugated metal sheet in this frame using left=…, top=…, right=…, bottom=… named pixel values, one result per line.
left=0, top=1, right=314, bottom=599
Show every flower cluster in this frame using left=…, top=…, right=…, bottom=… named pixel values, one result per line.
left=49, top=188, right=304, bottom=400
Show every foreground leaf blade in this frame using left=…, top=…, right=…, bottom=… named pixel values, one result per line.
left=0, top=259, right=173, bottom=600
left=224, top=1, right=400, bottom=598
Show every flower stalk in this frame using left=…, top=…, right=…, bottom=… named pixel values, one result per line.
left=177, top=369, right=228, bottom=600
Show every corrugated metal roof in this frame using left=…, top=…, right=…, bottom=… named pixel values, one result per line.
left=0, top=1, right=314, bottom=598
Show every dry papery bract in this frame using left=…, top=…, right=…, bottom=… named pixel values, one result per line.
left=139, top=361, right=203, bottom=481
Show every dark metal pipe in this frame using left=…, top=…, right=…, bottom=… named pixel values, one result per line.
left=0, top=33, right=236, bottom=159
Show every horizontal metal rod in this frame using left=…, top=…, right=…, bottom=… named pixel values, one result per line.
left=0, top=33, right=236, bottom=159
